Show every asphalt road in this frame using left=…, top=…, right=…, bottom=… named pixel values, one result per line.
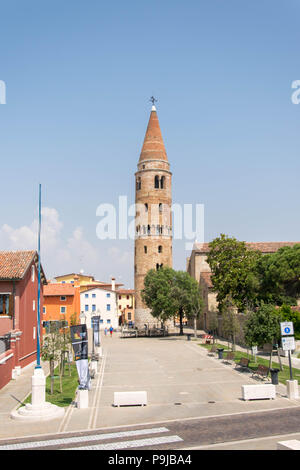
left=1, top=407, right=300, bottom=451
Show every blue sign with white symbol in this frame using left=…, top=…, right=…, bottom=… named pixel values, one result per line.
left=280, top=322, right=294, bottom=336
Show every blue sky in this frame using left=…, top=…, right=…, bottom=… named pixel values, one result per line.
left=0, top=0, right=299, bottom=287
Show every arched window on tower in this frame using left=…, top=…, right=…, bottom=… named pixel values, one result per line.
left=160, top=176, right=165, bottom=189
left=144, top=203, right=148, bottom=212
left=154, top=175, right=160, bottom=188
left=158, top=245, right=162, bottom=253
left=147, top=224, right=151, bottom=235
left=159, top=203, right=162, bottom=213
left=136, top=177, right=141, bottom=190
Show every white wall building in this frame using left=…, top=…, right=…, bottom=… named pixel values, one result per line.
left=80, top=286, right=118, bottom=330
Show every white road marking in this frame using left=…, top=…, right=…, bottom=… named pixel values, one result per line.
left=0, top=426, right=170, bottom=450
left=67, top=435, right=183, bottom=450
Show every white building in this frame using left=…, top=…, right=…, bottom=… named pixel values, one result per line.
left=80, top=286, right=118, bottom=331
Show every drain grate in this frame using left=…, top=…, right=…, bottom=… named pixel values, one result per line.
left=174, top=402, right=182, bottom=405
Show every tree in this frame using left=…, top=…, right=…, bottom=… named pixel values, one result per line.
left=221, top=297, right=240, bottom=351
left=142, top=267, right=204, bottom=335
left=243, top=303, right=281, bottom=370
left=207, top=234, right=261, bottom=313
left=256, top=244, right=300, bottom=306
left=41, top=322, right=63, bottom=394
left=59, top=317, right=71, bottom=377
left=170, top=270, right=204, bottom=335
left=278, top=304, right=300, bottom=340
left=208, top=311, right=219, bottom=343
left=141, top=266, right=178, bottom=324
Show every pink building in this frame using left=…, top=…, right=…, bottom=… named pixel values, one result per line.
left=0, top=250, right=46, bottom=390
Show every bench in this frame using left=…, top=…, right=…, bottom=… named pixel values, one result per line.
left=222, top=351, right=235, bottom=365
left=242, top=384, right=276, bottom=401
left=121, top=329, right=138, bottom=338
left=207, top=345, right=217, bottom=356
left=113, top=391, right=147, bottom=407
left=235, top=357, right=250, bottom=372
left=251, top=364, right=269, bottom=381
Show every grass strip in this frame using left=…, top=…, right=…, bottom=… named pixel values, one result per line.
left=22, top=363, right=78, bottom=408
left=199, top=343, right=300, bottom=385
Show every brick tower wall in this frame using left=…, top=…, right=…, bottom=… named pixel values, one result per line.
left=134, top=108, right=173, bottom=329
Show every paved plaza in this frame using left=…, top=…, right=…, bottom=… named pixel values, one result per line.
left=1, top=332, right=300, bottom=449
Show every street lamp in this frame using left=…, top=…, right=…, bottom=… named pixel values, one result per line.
left=91, top=310, right=96, bottom=360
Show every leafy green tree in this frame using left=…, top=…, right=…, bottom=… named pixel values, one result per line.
left=256, top=244, right=300, bottom=306
left=142, top=267, right=203, bottom=335
left=142, top=266, right=177, bottom=324
left=59, top=317, right=71, bottom=377
left=221, top=297, right=240, bottom=351
left=41, top=322, right=63, bottom=394
left=171, top=270, right=204, bottom=335
left=207, top=234, right=261, bottom=312
left=208, top=311, right=219, bottom=343
left=243, top=303, right=281, bottom=370
left=278, top=304, right=300, bottom=340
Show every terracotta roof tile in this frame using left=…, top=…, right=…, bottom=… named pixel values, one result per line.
left=43, top=283, right=75, bottom=296
left=0, top=250, right=36, bottom=279
left=117, top=289, right=135, bottom=295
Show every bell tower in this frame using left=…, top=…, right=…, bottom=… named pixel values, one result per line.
left=134, top=102, right=173, bottom=328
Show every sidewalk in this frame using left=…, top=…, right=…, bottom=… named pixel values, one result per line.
left=183, top=327, right=300, bottom=369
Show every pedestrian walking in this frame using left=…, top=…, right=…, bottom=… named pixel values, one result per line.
left=104, top=327, right=107, bottom=336
left=109, top=326, right=113, bottom=337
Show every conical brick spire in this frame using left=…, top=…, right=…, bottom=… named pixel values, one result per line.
left=139, top=106, right=168, bottom=162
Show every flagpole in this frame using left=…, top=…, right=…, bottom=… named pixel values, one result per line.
left=36, top=183, right=42, bottom=369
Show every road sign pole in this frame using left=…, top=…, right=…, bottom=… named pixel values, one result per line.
left=288, top=350, right=293, bottom=380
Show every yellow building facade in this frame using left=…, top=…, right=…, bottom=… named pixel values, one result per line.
left=117, top=289, right=135, bottom=326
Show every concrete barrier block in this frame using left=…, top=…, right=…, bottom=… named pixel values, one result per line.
left=242, top=384, right=276, bottom=401
left=286, top=380, right=299, bottom=399
left=114, top=391, right=147, bottom=407
left=277, top=440, right=300, bottom=450
left=77, top=389, right=89, bottom=409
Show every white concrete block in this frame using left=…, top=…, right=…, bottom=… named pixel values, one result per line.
left=277, top=440, right=300, bottom=450
left=15, top=366, right=21, bottom=376
left=286, top=380, right=299, bottom=399
left=11, top=369, right=18, bottom=380
left=76, top=389, right=89, bottom=409
left=242, top=384, right=276, bottom=401
left=31, top=368, right=46, bottom=406
left=114, top=391, right=147, bottom=407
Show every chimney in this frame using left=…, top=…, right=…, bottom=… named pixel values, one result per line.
left=74, top=275, right=80, bottom=287
left=111, top=277, right=116, bottom=291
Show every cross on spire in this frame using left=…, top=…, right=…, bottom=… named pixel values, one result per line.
left=149, top=96, right=157, bottom=106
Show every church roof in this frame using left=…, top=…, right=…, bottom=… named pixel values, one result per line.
left=139, top=106, right=168, bottom=162
left=193, top=241, right=300, bottom=254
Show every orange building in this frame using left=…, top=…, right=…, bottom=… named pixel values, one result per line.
left=42, top=277, right=81, bottom=331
